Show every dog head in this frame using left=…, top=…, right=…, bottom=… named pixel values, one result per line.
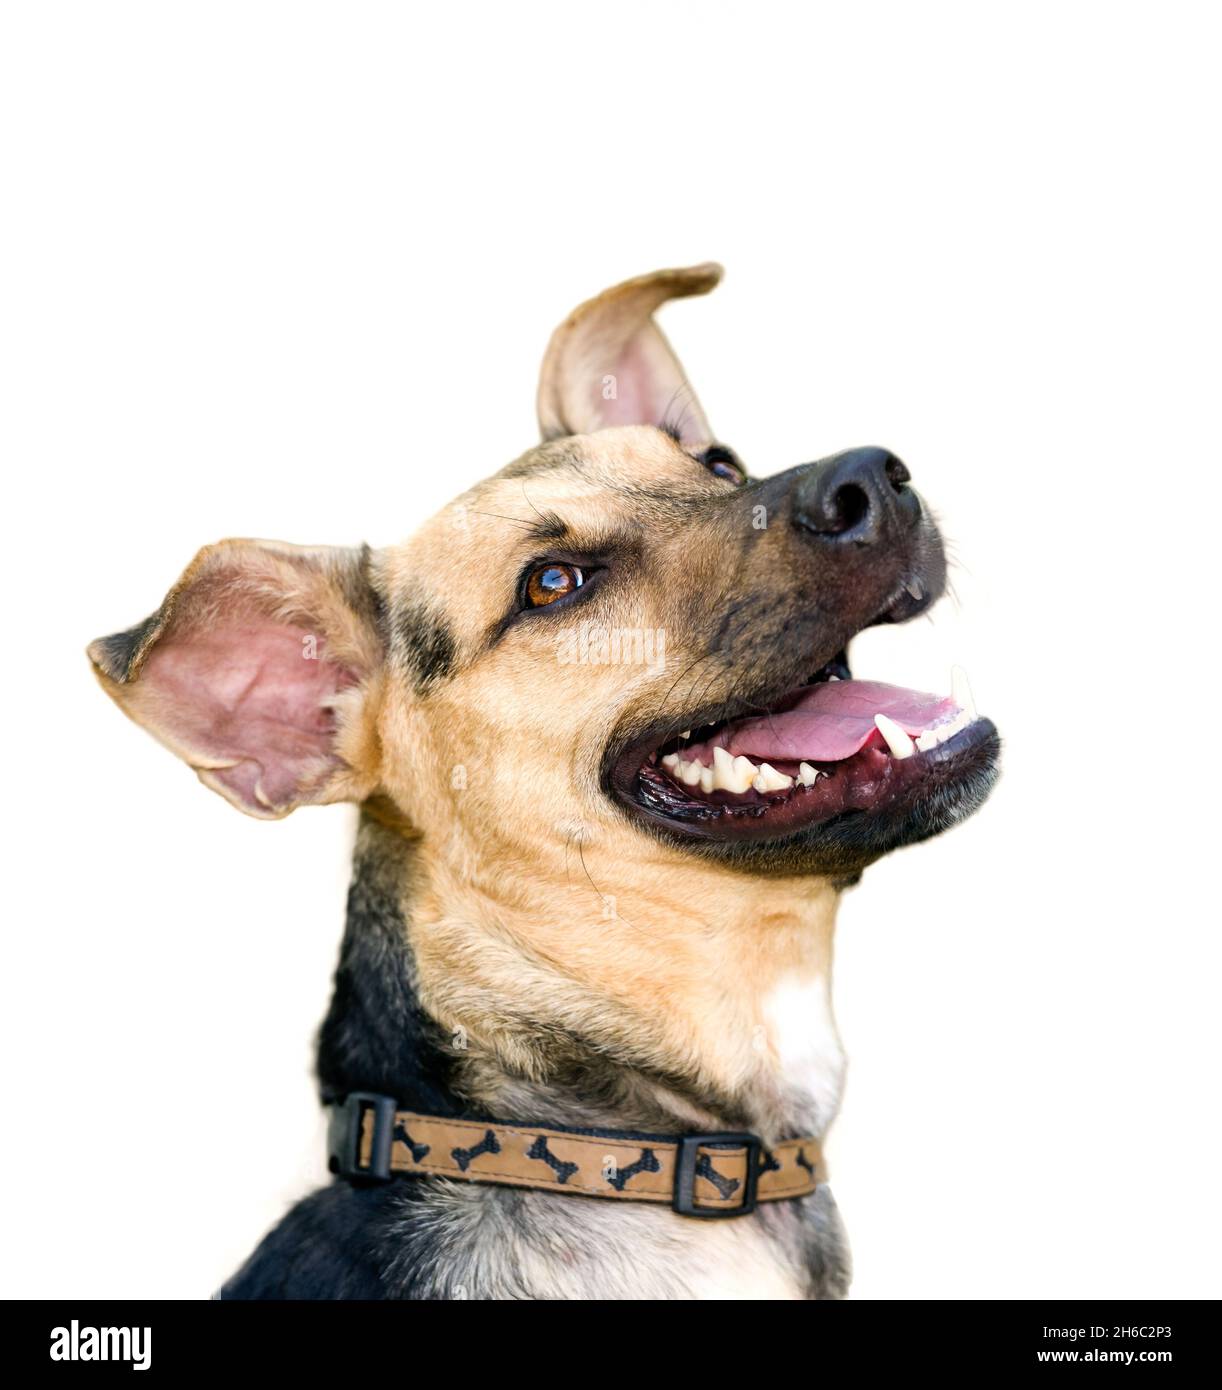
left=89, top=266, right=998, bottom=889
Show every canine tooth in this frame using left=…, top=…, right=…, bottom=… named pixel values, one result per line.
left=679, top=730, right=691, bottom=740
left=713, top=746, right=757, bottom=793
left=662, top=753, right=680, bottom=769
left=951, top=665, right=977, bottom=718
left=731, top=755, right=759, bottom=793
left=874, top=712, right=915, bottom=760
left=680, top=758, right=703, bottom=786
left=915, top=730, right=938, bottom=752
left=712, top=746, right=737, bottom=790
left=798, top=762, right=818, bottom=787
left=752, top=762, right=793, bottom=793
left=905, top=577, right=925, bottom=601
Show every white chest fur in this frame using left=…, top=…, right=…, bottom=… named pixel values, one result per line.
left=760, top=973, right=846, bottom=1129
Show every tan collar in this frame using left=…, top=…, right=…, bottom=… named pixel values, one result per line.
left=328, top=1093, right=826, bottom=1219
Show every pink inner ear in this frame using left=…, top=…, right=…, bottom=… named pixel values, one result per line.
left=140, top=621, right=355, bottom=813
left=598, top=335, right=667, bottom=430
left=596, top=331, right=707, bottom=440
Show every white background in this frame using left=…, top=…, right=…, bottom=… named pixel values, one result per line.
left=2, top=2, right=1219, bottom=1300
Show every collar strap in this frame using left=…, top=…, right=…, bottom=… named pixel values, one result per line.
left=327, top=1092, right=825, bottom=1220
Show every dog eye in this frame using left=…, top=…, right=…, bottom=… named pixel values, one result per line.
left=524, top=563, right=584, bottom=607
left=700, top=446, right=746, bottom=485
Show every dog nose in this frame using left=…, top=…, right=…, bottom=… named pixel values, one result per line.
left=792, top=446, right=920, bottom=544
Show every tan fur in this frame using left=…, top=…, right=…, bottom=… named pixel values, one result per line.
left=537, top=264, right=721, bottom=445
left=368, top=424, right=848, bottom=1137
left=90, top=266, right=1004, bottom=1298
left=90, top=268, right=855, bottom=1141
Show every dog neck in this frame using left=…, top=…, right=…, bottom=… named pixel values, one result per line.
left=317, top=807, right=847, bottom=1145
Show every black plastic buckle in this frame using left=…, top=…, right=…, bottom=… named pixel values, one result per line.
left=327, top=1092, right=397, bottom=1183
left=672, top=1132, right=762, bottom=1218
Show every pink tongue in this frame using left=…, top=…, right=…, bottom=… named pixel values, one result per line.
left=707, top=680, right=958, bottom=763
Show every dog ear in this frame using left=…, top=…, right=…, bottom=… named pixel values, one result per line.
left=537, top=263, right=722, bottom=445
left=87, top=539, right=385, bottom=819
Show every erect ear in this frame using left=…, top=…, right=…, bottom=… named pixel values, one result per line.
left=536, top=263, right=722, bottom=447
left=88, top=539, right=385, bottom=819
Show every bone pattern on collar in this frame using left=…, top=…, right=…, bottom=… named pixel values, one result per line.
left=352, top=1104, right=825, bottom=1213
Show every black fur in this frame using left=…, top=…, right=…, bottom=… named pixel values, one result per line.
left=91, top=610, right=162, bottom=683
left=221, top=1183, right=407, bottom=1300
left=221, top=812, right=850, bottom=1299
left=315, top=817, right=465, bottom=1114
left=394, top=603, right=457, bottom=690
left=223, top=816, right=469, bottom=1299
left=317, top=821, right=748, bottom=1129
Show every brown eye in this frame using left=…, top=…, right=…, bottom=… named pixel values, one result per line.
left=525, top=563, right=584, bottom=607
left=701, top=445, right=746, bottom=485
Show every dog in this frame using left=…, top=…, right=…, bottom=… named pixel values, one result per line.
left=89, top=264, right=999, bottom=1299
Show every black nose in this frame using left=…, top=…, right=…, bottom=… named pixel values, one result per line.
left=792, top=446, right=920, bottom=544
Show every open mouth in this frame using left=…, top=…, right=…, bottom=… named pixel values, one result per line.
left=608, top=650, right=999, bottom=849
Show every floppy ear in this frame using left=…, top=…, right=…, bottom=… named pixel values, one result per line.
left=537, top=263, right=722, bottom=446
left=88, top=539, right=385, bottom=819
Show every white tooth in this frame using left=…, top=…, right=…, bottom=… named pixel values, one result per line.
left=798, top=762, right=819, bottom=787
left=752, top=762, right=794, bottom=793
left=679, top=730, right=691, bottom=739
left=915, top=730, right=938, bottom=752
left=826, top=674, right=840, bottom=681
left=662, top=752, right=680, bottom=769
left=951, top=665, right=977, bottom=718
left=874, top=712, right=916, bottom=760
left=731, top=754, right=759, bottom=793
left=711, top=747, right=761, bottom=794
left=680, top=758, right=703, bottom=786
left=712, top=746, right=737, bottom=790
left=905, top=577, right=925, bottom=601
left=699, top=766, right=715, bottom=794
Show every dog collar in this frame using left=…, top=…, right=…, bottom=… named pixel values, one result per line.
left=327, top=1092, right=825, bottom=1219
